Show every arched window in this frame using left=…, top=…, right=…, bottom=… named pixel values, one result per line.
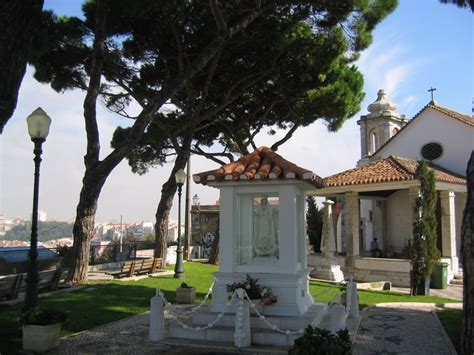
left=369, top=129, right=379, bottom=154
left=392, top=128, right=399, bottom=136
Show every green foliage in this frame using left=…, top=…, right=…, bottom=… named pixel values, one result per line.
left=20, top=307, right=66, bottom=326
left=3, top=221, right=73, bottom=242
left=226, top=274, right=272, bottom=300
left=289, top=325, right=352, bottom=355
left=406, top=160, right=441, bottom=294
left=28, top=1, right=398, bottom=171
left=306, top=196, right=324, bottom=253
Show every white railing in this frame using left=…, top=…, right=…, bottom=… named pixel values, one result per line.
left=149, top=276, right=359, bottom=347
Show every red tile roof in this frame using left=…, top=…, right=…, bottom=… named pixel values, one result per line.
left=373, top=102, right=473, bottom=156
left=193, top=146, right=324, bottom=187
left=324, top=156, right=466, bottom=187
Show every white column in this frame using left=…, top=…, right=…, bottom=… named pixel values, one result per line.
left=440, top=190, right=458, bottom=272
left=219, top=186, right=234, bottom=272
left=345, top=192, right=360, bottom=261
left=279, top=185, right=297, bottom=273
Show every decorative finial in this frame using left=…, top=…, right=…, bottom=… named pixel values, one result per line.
left=428, top=86, right=437, bottom=103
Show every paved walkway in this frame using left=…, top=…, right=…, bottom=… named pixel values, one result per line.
left=50, top=301, right=461, bottom=354
left=353, top=303, right=460, bottom=355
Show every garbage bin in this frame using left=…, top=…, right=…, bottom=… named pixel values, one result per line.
left=430, top=262, right=449, bottom=289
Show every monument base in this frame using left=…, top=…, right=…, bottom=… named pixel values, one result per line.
left=310, top=263, right=345, bottom=283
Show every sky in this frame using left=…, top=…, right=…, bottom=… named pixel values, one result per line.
left=0, top=0, right=472, bottom=224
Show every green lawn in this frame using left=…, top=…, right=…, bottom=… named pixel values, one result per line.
left=0, top=261, right=461, bottom=353
left=436, top=309, right=462, bottom=353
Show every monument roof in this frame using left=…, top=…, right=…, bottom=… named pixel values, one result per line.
left=324, top=156, right=466, bottom=187
left=193, top=146, right=324, bottom=187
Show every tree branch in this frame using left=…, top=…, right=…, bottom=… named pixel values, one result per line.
left=270, top=122, right=300, bottom=151
left=83, top=0, right=108, bottom=168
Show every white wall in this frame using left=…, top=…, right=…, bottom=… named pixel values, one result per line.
left=375, top=107, right=473, bottom=175
left=386, top=190, right=411, bottom=253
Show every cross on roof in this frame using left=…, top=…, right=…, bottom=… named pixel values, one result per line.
left=428, top=86, right=437, bottom=102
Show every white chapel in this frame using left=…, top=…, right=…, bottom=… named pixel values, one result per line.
left=313, top=90, right=473, bottom=286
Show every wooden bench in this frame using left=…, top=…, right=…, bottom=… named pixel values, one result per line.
left=106, top=260, right=135, bottom=279
left=0, top=274, right=22, bottom=300
left=134, top=258, right=162, bottom=276
left=37, top=269, right=62, bottom=292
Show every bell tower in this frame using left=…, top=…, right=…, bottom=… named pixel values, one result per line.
left=357, top=89, right=406, bottom=165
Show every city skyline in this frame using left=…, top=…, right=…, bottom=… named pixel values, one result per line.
left=0, top=0, right=472, bottom=223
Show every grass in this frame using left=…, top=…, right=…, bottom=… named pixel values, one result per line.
left=308, top=281, right=459, bottom=308
left=0, top=261, right=461, bottom=353
left=436, top=309, right=462, bottom=353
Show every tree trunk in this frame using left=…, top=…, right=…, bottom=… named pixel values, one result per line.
left=0, top=0, right=44, bottom=133
left=461, top=151, right=473, bottom=355
left=69, top=169, right=107, bottom=283
left=208, top=228, right=220, bottom=265
left=154, top=139, right=192, bottom=266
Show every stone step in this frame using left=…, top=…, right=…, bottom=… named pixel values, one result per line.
left=167, top=323, right=302, bottom=346
left=191, top=303, right=327, bottom=330
left=454, top=272, right=463, bottom=280
left=450, top=278, right=463, bottom=285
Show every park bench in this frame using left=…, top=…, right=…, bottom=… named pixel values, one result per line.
left=36, top=269, right=62, bottom=292
left=133, top=258, right=163, bottom=276
left=0, top=274, right=22, bottom=300
left=106, top=260, right=135, bottom=279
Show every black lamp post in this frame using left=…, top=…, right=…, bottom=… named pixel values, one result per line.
left=24, top=107, right=51, bottom=311
left=174, top=168, right=186, bottom=279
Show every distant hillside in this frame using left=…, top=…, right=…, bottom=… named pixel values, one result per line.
left=3, top=221, right=73, bottom=242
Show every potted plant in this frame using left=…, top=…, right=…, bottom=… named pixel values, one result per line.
left=226, top=274, right=277, bottom=307
left=21, top=306, right=66, bottom=352
left=176, top=282, right=196, bottom=304
left=405, top=160, right=441, bottom=296
left=289, top=325, right=352, bottom=355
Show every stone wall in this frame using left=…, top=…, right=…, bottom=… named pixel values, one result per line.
left=308, top=255, right=412, bottom=287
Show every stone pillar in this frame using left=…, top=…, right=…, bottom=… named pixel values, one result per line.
left=440, top=190, right=458, bottom=272
left=149, top=288, right=165, bottom=341
left=345, top=192, right=360, bottom=265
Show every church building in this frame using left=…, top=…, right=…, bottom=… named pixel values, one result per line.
left=312, top=90, right=472, bottom=286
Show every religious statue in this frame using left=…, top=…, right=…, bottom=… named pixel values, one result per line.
left=253, top=197, right=277, bottom=256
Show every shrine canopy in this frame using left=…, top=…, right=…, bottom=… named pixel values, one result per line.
left=193, top=146, right=324, bottom=187
left=193, top=147, right=324, bottom=316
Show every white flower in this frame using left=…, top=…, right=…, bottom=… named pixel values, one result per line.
left=245, top=284, right=251, bottom=289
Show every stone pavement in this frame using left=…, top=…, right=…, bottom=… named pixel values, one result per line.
left=50, top=301, right=461, bottom=355
left=353, top=303, right=460, bottom=355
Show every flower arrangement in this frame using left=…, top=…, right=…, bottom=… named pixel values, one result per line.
left=20, top=306, right=66, bottom=326
left=226, top=274, right=277, bottom=304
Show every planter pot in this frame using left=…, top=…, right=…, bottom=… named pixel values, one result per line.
left=23, top=323, right=61, bottom=352
left=176, top=287, right=196, bottom=304
left=415, top=278, right=430, bottom=296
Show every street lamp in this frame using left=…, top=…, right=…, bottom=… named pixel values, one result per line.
left=192, top=194, right=200, bottom=207
left=174, top=168, right=186, bottom=278
left=24, top=107, right=51, bottom=311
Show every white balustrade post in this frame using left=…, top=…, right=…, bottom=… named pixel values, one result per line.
left=348, top=279, right=359, bottom=319
left=328, top=304, right=346, bottom=334
left=150, top=288, right=166, bottom=341
left=234, top=289, right=251, bottom=348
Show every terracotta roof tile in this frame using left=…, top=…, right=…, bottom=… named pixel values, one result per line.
left=193, top=146, right=324, bottom=187
left=373, top=102, right=473, bottom=156
left=324, top=156, right=466, bottom=187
